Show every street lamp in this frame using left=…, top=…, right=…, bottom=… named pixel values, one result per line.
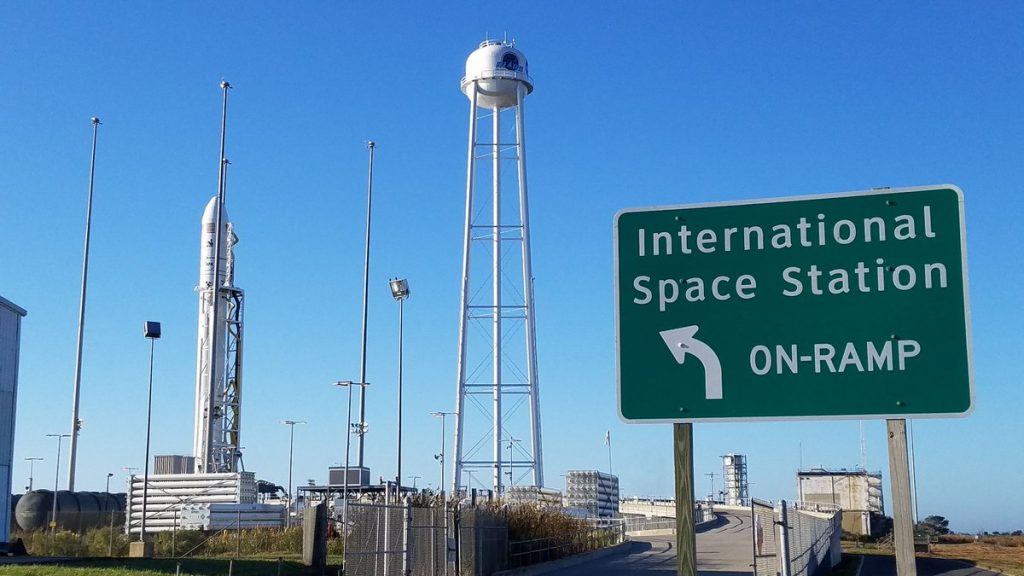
left=505, top=437, right=520, bottom=495
left=24, top=457, right=42, bottom=492
left=335, top=379, right=370, bottom=575
left=389, top=278, right=410, bottom=504
left=45, top=434, right=70, bottom=532
left=105, top=472, right=114, bottom=494
left=141, top=321, right=161, bottom=542
left=281, top=420, right=306, bottom=528
left=431, top=411, right=455, bottom=500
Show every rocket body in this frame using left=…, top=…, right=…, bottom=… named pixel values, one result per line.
left=193, top=196, right=239, bottom=473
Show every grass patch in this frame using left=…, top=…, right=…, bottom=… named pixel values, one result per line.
left=0, top=558, right=330, bottom=576
left=926, top=540, right=1024, bottom=576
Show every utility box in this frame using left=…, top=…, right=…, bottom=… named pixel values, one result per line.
left=328, top=466, right=370, bottom=488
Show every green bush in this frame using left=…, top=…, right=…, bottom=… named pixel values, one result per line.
left=14, top=530, right=88, bottom=557
left=85, top=525, right=129, bottom=556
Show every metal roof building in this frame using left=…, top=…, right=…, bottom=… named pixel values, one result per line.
left=0, top=296, right=27, bottom=546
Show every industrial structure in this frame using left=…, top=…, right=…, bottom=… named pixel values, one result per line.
left=797, top=468, right=884, bottom=535
left=193, top=194, right=245, bottom=474
left=154, top=455, right=196, bottom=475
left=506, top=485, right=562, bottom=507
left=14, top=491, right=124, bottom=532
left=1, top=296, right=27, bottom=548
left=722, top=453, right=749, bottom=506
left=452, top=39, right=545, bottom=496
left=128, top=86, right=265, bottom=541
left=563, top=470, right=619, bottom=518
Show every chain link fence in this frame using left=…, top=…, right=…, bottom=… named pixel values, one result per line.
left=752, top=498, right=779, bottom=576
left=456, top=506, right=508, bottom=576
left=507, top=519, right=624, bottom=569
left=343, top=501, right=407, bottom=575
left=783, top=502, right=842, bottom=576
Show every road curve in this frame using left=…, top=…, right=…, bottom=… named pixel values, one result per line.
left=553, top=512, right=754, bottom=575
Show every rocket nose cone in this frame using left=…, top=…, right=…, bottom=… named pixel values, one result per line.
left=202, top=196, right=229, bottom=224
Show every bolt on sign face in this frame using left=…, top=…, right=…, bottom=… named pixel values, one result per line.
left=614, top=186, right=973, bottom=423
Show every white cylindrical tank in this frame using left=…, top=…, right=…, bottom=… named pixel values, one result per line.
left=461, top=40, right=533, bottom=109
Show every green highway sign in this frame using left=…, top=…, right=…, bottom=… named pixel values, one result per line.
left=614, top=186, right=973, bottom=422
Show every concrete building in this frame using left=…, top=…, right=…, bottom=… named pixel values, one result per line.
left=0, top=296, right=27, bottom=548
left=797, top=468, right=884, bottom=535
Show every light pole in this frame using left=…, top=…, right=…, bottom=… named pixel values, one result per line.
left=431, top=412, right=455, bottom=500
left=389, top=278, right=410, bottom=504
left=432, top=410, right=455, bottom=576
left=355, top=141, right=376, bottom=470
left=281, top=420, right=306, bottom=528
left=505, top=437, right=520, bottom=495
left=335, top=379, right=370, bottom=576
left=141, top=321, right=161, bottom=543
left=24, top=457, right=42, bottom=492
left=45, top=434, right=69, bottom=532
left=105, top=472, right=113, bottom=493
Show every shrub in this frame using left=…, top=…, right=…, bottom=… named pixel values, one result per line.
left=85, top=525, right=129, bottom=556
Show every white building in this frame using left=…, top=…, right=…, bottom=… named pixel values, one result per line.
left=0, top=296, right=27, bottom=547
left=797, top=468, right=884, bottom=535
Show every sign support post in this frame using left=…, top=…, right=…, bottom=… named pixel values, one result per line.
left=674, top=423, right=696, bottom=576
left=887, top=419, right=917, bottom=576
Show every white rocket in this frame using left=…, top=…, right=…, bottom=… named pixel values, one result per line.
left=193, top=196, right=245, bottom=474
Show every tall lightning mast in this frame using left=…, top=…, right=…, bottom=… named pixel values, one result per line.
left=452, top=40, right=544, bottom=495
left=193, top=81, right=245, bottom=474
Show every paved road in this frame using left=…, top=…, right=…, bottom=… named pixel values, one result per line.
left=555, top=512, right=754, bottom=575
left=860, top=554, right=1005, bottom=576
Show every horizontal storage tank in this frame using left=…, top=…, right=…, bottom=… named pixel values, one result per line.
left=9, top=494, right=19, bottom=536
left=15, top=490, right=125, bottom=532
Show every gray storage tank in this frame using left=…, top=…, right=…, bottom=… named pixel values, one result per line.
left=15, top=490, right=125, bottom=532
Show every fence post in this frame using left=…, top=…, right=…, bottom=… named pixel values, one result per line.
left=403, top=496, right=413, bottom=576
left=452, top=505, right=461, bottom=576
left=109, top=508, right=115, bottom=556
left=382, top=501, right=390, bottom=575
left=778, top=500, right=792, bottom=576
left=236, top=507, right=241, bottom=558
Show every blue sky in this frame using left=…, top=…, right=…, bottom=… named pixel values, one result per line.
left=3, top=2, right=1022, bottom=533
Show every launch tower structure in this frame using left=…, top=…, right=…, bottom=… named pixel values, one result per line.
left=192, top=82, right=244, bottom=475
left=193, top=197, right=245, bottom=474
left=453, top=40, right=544, bottom=495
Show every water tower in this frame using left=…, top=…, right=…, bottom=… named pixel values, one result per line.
left=452, top=39, right=544, bottom=494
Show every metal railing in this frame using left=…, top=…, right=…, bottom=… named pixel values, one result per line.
left=507, top=521, right=624, bottom=569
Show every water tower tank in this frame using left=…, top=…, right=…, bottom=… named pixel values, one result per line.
left=461, top=40, right=533, bottom=109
